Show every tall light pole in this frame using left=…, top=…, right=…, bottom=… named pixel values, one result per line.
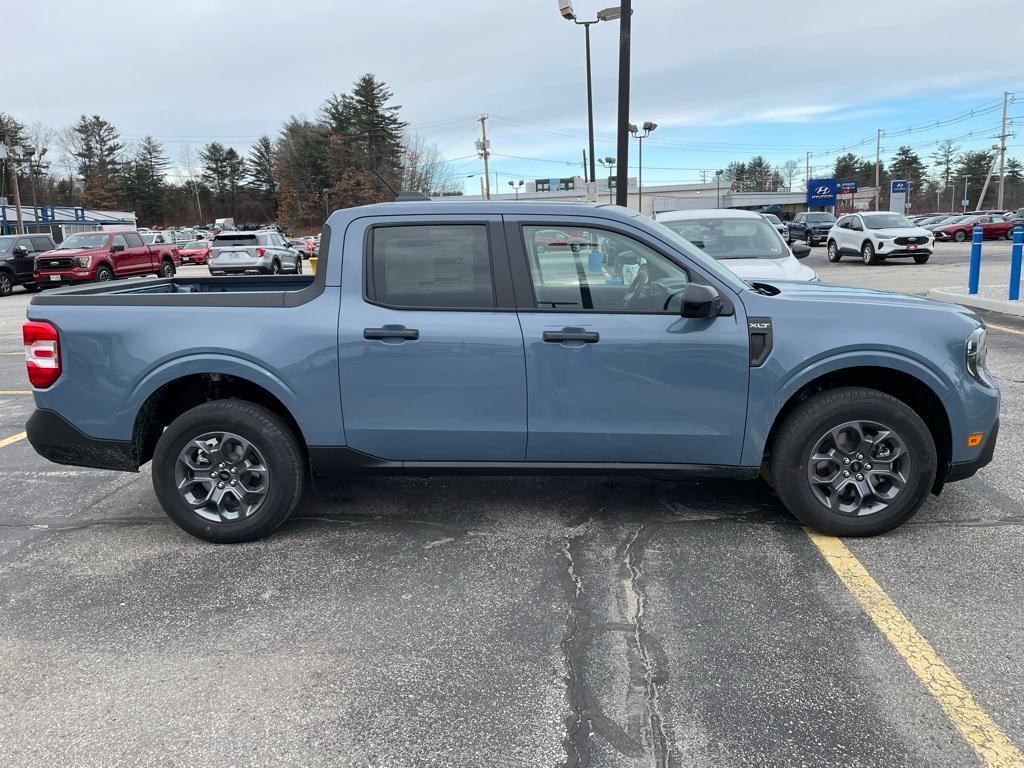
left=0, top=140, right=24, bottom=235
left=557, top=2, right=622, bottom=185
left=715, top=169, right=724, bottom=209
left=507, top=179, right=524, bottom=200
left=961, top=176, right=971, bottom=213
left=629, top=121, right=656, bottom=213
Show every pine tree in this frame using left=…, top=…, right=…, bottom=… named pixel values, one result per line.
left=224, top=148, right=245, bottom=218
left=931, top=139, right=959, bottom=196
left=71, top=115, right=124, bottom=209
left=200, top=142, right=230, bottom=203
left=125, top=136, right=169, bottom=225
left=889, top=146, right=926, bottom=193
left=247, top=136, right=277, bottom=199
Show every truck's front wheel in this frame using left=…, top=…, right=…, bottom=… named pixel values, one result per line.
left=152, top=400, right=305, bottom=543
left=769, top=387, right=936, bottom=536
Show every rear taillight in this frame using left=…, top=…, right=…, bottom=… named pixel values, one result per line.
left=23, top=321, right=61, bottom=389
left=256, top=247, right=266, bottom=258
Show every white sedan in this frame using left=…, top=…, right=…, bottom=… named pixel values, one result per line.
left=656, top=208, right=818, bottom=282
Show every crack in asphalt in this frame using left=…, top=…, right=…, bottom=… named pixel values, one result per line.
left=560, top=536, right=589, bottom=768
left=623, top=524, right=673, bottom=768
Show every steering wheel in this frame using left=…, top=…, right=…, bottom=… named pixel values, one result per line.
left=621, top=261, right=650, bottom=309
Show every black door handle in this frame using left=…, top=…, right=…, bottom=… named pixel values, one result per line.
left=543, top=330, right=599, bottom=343
left=364, top=327, right=419, bottom=340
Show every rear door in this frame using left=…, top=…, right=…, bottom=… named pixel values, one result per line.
left=338, top=216, right=527, bottom=461
left=120, top=232, right=149, bottom=274
left=506, top=215, right=750, bottom=465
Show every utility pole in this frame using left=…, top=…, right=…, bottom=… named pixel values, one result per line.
left=1, top=138, right=24, bottom=235
left=476, top=115, right=491, bottom=201
left=976, top=146, right=1000, bottom=211
left=581, top=149, right=588, bottom=182
left=874, top=129, right=881, bottom=210
left=805, top=152, right=811, bottom=211
left=614, top=0, right=632, bottom=207
left=997, top=90, right=1011, bottom=210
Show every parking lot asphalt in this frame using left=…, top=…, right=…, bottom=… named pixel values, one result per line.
left=1, top=244, right=1023, bottom=767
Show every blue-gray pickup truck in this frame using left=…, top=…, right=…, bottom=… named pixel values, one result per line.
left=23, top=202, right=998, bottom=542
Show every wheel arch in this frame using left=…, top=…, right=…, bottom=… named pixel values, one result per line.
left=131, top=371, right=306, bottom=467
left=761, top=365, right=952, bottom=492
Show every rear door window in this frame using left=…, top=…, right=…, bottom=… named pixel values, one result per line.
left=368, top=225, right=495, bottom=309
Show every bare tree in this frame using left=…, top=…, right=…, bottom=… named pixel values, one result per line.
left=180, top=144, right=204, bottom=221
left=400, top=134, right=457, bottom=195
left=780, top=159, right=800, bottom=191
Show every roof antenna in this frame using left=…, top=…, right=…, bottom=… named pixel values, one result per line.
left=369, top=166, right=399, bottom=198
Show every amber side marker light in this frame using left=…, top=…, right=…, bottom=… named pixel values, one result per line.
left=967, top=433, right=984, bottom=448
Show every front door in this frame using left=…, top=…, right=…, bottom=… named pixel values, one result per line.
left=11, top=238, right=36, bottom=283
left=121, top=232, right=150, bottom=274
left=508, top=218, right=750, bottom=465
left=338, top=217, right=527, bottom=461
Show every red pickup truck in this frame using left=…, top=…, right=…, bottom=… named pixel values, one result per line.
left=34, top=230, right=180, bottom=286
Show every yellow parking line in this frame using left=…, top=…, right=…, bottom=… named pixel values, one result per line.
left=807, top=531, right=1024, bottom=768
left=0, top=431, right=27, bottom=449
left=987, top=323, right=1024, bottom=337
left=0, top=390, right=31, bottom=395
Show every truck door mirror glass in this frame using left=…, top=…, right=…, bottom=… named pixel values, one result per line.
left=680, top=283, right=723, bottom=318
left=791, top=243, right=812, bottom=259
left=12, top=245, right=28, bottom=256
left=111, top=244, right=125, bottom=253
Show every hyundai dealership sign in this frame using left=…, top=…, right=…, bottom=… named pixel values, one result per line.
left=806, top=178, right=837, bottom=207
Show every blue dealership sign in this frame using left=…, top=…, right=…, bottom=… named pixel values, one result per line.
left=807, top=178, right=837, bottom=207
left=837, top=180, right=858, bottom=194
left=891, top=179, right=908, bottom=194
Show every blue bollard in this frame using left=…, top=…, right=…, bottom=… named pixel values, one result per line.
left=968, top=226, right=983, bottom=295
left=1010, top=226, right=1024, bottom=301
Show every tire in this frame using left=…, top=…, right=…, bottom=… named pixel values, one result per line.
left=160, top=260, right=176, bottom=278
left=861, top=241, right=878, bottom=265
left=913, top=254, right=930, bottom=264
left=151, top=399, right=305, bottom=543
left=95, top=265, right=114, bottom=282
left=294, top=257, right=303, bottom=275
left=954, top=230, right=967, bottom=242
left=0, top=271, right=13, bottom=297
left=271, top=260, right=281, bottom=275
left=805, top=232, right=813, bottom=246
left=1006, top=229, right=1015, bottom=240
left=769, top=387, right=936, bottom=536
left=827, top=241, right=841, bottom=262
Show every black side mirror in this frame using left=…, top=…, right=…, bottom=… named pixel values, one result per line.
left=12, top=245, right=28, bottom=256
left=791, top=243, right=812, bottom=259
left=111, top=244, right=125, bottom=253
left=680, top=283, right=724, bottom=318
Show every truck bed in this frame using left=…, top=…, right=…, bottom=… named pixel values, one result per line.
left=31, top=275, right=318, bottom=307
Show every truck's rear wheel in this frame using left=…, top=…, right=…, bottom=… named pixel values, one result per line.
left=160, top=260, right=175, bottom=278
left=151, top=400, right=304, bottom=543
left=769, top=387, right=936, bottom=536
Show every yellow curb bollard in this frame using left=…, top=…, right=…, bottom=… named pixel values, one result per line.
left=308, top=257, right=318, bottom=275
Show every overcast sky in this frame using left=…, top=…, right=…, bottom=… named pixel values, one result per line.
left=7, top=0, right=1024, bottom=193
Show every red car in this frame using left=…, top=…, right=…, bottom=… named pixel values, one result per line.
left=933, top=214, right=1018, bottom=242
left=178, top=240, right=212, bottom=265
left=33, top=230, right=181, bottom=286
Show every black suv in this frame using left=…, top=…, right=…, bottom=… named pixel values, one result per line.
left=0, top=234, right=56, bottom=296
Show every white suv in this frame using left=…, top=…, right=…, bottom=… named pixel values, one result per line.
left=826, top=212, right=934, bottom=265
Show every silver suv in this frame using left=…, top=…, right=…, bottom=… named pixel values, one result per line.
left=208, top=231, right=302, bottom=275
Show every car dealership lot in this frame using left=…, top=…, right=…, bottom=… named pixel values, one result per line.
left=1, top=255, right=1023, bottom=766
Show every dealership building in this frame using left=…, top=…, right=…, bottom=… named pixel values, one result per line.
left=0, top=203, right=137, bottom=239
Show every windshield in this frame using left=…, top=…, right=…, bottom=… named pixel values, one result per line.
left=862, top=213, right=914, bottom=229
left=658, top=216, right=787, bottom=261
left=0, top=237, right=15, bottom=254
left=805, top=213, right=836, bottom=223
left=58, top=233, right=109, bottom=249
left=212, top=234, right=259, bottom=246
left=937, top=216, right=968, bottom=225
left=762, top=214, right=782, bottom=225
left=181, top=241, right=206, bottom=249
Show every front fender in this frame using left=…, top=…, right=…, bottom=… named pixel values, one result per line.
left=741, top=349, right=960, bottom=466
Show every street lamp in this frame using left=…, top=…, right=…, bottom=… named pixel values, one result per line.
left=715, top=169, right=724, bottom=209
left=556, top=1, right=622, bottom=185
left=960, top=176, right=971, bottom=213
left=507, top=179, right=524, bottom=200
left=21, top=145, right=48, bottom=213
left=598, top=156, right=616, bottom=203
left=629, top=121, right=657, bottom=213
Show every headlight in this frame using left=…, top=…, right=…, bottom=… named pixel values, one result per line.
left=77, top=255, right=91, bottom=268
left=966, top=327, right=993, bottom=387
